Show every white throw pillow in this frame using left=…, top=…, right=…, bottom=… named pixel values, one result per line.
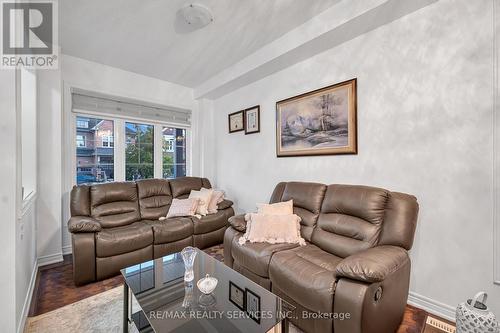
left=257, top=200, right=293, bottom=215
left=164, top=198, right=200, bottom=219
left=202, top=188, right=224, bottom=214
left=189, top=189, right=213, bottom=216
left=238, top=213, right=305, bottom=246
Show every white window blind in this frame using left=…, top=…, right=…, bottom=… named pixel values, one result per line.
left=71, top=91, right=191, bottom=126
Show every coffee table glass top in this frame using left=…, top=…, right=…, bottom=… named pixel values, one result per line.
left=121, top=248, right=292, bottom=333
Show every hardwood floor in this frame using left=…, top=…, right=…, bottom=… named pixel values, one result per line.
left=29, top=247, right=429, bottom=333
left=28, top=255, right=123, bottom=317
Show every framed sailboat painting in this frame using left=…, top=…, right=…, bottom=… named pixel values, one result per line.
left=276, top=78, right=357, bottom=157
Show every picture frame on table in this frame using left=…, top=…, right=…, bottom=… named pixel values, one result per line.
left=245, top=288, right=261, bottom=324
left=229, top=281, right=245, bottom=310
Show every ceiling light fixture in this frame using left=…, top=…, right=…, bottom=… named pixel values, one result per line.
left=177, top=4, right=214, bottom=30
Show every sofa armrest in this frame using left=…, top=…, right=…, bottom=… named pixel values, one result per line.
left=68, top=216, right=102, bottom=233
left=335, top=245, right=409, bottom=283
left=218, top=199, right=233, bottom=210
left=228, top=214, right=246, bottom=232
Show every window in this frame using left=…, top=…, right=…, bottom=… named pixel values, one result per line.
left=163, top=127, right=186, bottom=179
left=102, top=135, right=114, bottom=147
left=126, top=122, right=154, bottom=181
left=76, top=135, right=85, bottom=147
left=76, top=116, right=114, bottom=184
left=72, top=92, right=191, bottom=186
left=77, top=119, right=89, bottom=128
left=164, top=138, right=174, bottom=152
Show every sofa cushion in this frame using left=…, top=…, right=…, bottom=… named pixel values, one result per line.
left=273, top=182, right=327, bottom=242
left=269, top=244, right=342, bottom=313
left=257, top=200, right=293, bottom=215
left=169, top=177, right=211, bottom=198
left=232, top=239, right=298, bottom=277
left=312, top=184, right=389, bottom=258
left=96, top=222, right=153, bottom=257
left=90, top=182, right=140, bottom=228
left=136, top=179, right=172, bottom=220
left=191, top=209, right=231, bottom=234
left=144, top=217, right=193, bottom=244
left=207, top=189, right=224, bottom=214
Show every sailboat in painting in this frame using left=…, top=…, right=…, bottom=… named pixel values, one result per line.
left=277, top=79, right=357, bottom=156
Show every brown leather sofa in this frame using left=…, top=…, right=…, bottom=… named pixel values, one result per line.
left=68, top=177, right=234, bottom=285
left=224, top=182, right=418, bottom=333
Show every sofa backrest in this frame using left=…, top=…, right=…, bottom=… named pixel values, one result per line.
left=136, top=179, right=172, bottom=220
left=89, top=182, right=141, bottom=228
left=269, top=182, right=419, bottom=256
left=311, top=184, right=418, bottom=258
left=311, top=184, right=388, bottom=258
left=169, top=176, right=212, bottom=199
left=70, top=177, right=215, bottom=227
left=377, top=191, right=419, bottom=250
left=269, top=182, right=327, bottom=242
left=70, top=184, right=90, bottom=216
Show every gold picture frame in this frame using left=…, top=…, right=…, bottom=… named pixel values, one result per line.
left=276, top=78, right=357, bottom=157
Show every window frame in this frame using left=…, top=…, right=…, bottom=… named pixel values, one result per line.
left=71, top=111, right=191, bottom=185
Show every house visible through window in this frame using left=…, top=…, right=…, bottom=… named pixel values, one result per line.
left=163, top=127, right=186, bottom=179
left=125, top=122, right=154, bottom=181
left=72, top=92, right=191, bottom=185
left=75, top=116, right=115, bottom=184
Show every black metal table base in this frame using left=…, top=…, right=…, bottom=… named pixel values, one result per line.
left=123, top=283, right=129, bottom=333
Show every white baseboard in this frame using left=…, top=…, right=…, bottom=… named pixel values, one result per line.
left=62, top=244, right=72, bottom=255
left=37, top=252, right=64, bottom=267
left=408, top=291, right=456, bottom=322
left=17, top=261, right=38, bottom=333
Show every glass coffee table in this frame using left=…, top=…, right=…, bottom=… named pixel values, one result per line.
left=121, top=248, right=293, bottom=333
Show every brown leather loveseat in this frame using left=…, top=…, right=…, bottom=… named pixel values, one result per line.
left=224, top=182, right=418, bottom=333
left=68, top=177, right=234, bottom=285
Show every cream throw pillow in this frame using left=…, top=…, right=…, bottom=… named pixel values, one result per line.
left=189, top=189, right=213, bottom=216
left=257, top=200, right=293, bottom=215
left=164, top=198, right=200, bottom=219
left=201, top=188, right=224, bottom=214
left=238, top=213, right=305, bottom=246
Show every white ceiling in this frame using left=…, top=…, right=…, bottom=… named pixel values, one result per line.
left=60, top=0, right=337, bottom=88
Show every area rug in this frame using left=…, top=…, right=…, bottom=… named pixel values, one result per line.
left=25, top=286, right=136, bottom=333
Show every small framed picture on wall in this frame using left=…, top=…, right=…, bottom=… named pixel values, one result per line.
left=244, top=105, right=260, bottom=134
left=228, top=110, right=245, bottom=133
